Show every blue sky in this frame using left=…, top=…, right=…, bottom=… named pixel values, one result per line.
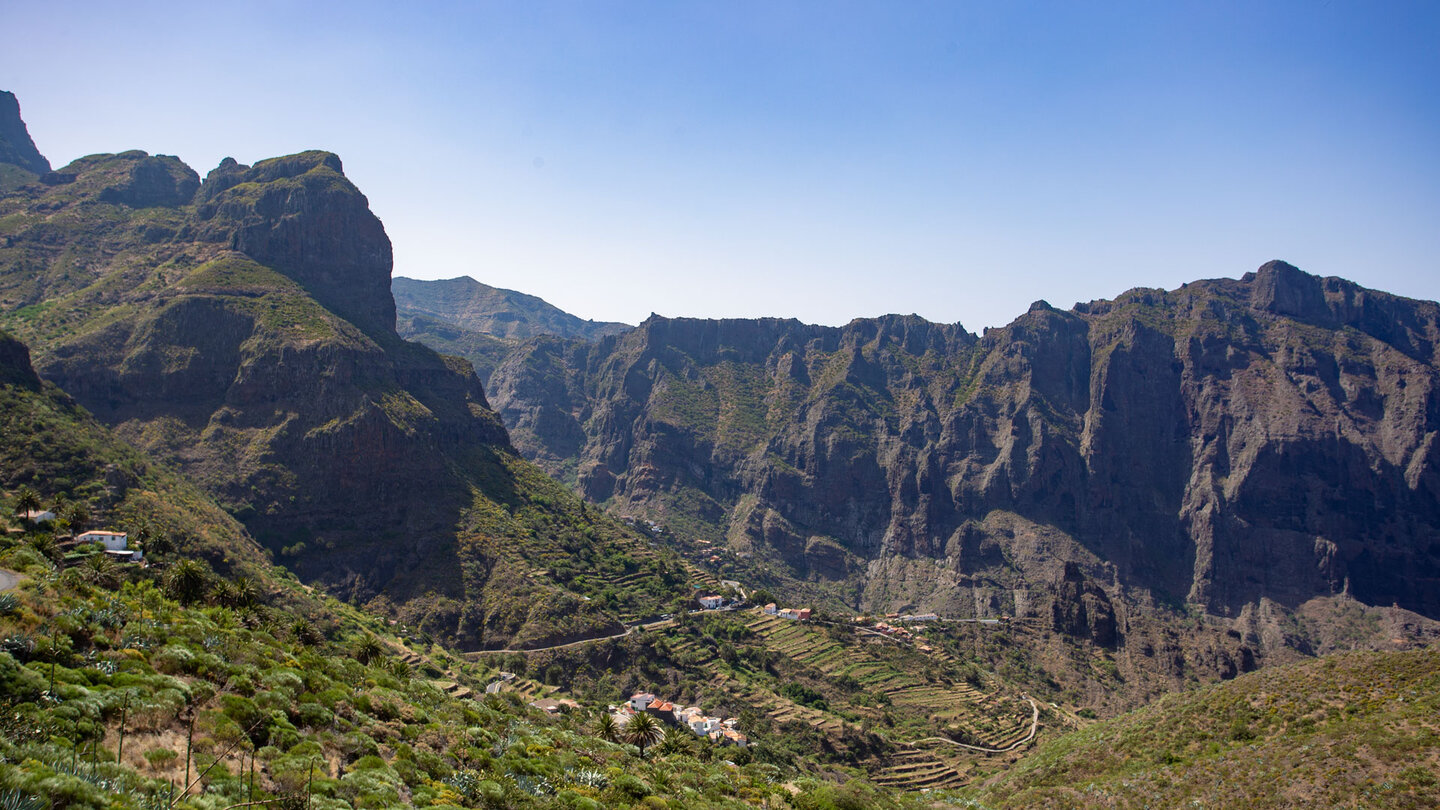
left=3, top=1, right=1438, bottom=329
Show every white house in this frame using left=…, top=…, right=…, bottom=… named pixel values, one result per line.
left=628, top=692, right=655, bottom=712
left=763, top=603, right=778, bottom=615
left=24, top=509, right=55, bottom=524
left=688, top=715, right=721, bottom=735
left=698, top=595, right=725, bottom=610
left=78, top=530, right=127, bottom=551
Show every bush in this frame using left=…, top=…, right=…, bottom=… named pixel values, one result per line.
left=144, top=748, right=178, bottom=770
left=612, top=773, right=652, bottom=799
left=151, top=644, right=196, bottom=675
left=0, top=651, right=45, bottom=700
left=296, top=701, right=334, bottom=729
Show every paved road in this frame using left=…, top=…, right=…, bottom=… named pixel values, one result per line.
left=0, top=568, right=19, bottom=593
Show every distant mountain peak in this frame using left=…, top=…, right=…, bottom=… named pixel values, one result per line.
left=0, top=90, right=51, bottom=175
left=393, top=276, right=631, bottom=342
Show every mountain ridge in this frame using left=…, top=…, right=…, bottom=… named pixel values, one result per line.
left=482, top=261, right=1440, bottom=644
left=395, top=275, right=630, bottom=342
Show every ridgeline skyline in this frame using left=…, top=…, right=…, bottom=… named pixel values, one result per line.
left=2, top=0, right=1437, bottom=330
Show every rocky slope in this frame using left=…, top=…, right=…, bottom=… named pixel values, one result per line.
left=485, top=263, right=1440, bottom=657
left=0, top=95, right=678, bottom=649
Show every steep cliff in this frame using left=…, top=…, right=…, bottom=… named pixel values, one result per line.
left=486, top=263, right=1440, bottom=642
left=0, top=108, right=680, bottom=648
left=0, top=90, right=49, bottom=176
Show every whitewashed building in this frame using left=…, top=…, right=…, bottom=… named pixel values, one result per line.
left=77, top=530, right=127, bottom=551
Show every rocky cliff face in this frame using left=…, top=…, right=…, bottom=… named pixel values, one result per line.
left=0, top=104, right=666, bottom=648
left=0, top=146, right=498, bottom=605
left=197, top=153, right=396, bottom=333
left=487, top=263, right=1440, bottom=636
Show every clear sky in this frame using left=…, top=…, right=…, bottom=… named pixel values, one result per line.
left=3, top=1, right=1438, bottom=329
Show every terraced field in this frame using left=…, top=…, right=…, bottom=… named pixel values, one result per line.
left=872, top=749, right=974, bottom=792
left=732, top=611, right=1037, bottom=790
left=526, top=535, right=728, bottom=625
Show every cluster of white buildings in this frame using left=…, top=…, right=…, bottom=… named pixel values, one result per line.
left=610, top=692, right=748, bottom=747
left=763, top=603, right=812, bottom=621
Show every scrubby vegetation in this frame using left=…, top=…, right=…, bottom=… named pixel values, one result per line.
left=970, top=647, right=1440, bottom=809
left=0, top=524, right=958, bottom=809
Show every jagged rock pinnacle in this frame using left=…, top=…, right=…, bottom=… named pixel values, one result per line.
left=0, top=90, right=51, bottom=175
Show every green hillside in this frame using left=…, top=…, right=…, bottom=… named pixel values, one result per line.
left=969, top=647, right=1440, bottom=809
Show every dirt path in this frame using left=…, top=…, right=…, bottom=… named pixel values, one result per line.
left=0, top=568, right=20, bottom=593
left=463, top=617, right=675, bottom=657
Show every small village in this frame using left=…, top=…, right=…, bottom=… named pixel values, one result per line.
left=609, top=692, right=749, bottom=748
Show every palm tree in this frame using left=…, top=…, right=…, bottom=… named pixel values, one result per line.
left=78, top=553, right=121, bottom=590
left=25, top=533, right=60, bottom=564
left=12, top=486, right=40, bottom=522
left=354, top=635, right=384, bottom=666
left=624, top=711, right=664, bottom=757
left=164, top=559, right=211, bottom=605
left=223, top=576, right=259, bottom=609
left=290, top=617, right=321, bottom=646
left=145, top=531, right=175, bottom=558
left=594, top=712, right=622, bottom=744
left=657, top=724, right=693, bottom=757
left=59, top=501, right=89, bottom=533
left=210, top=579, right=240, bottom=607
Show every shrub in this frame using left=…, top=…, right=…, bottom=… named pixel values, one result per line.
left=612, top=773, right=653, bottom=799
left=296, top=701, right=335, bottom=729
left=0, top=652, right=45, bottom=701
left=144, top=748, right=178, bottom=770
left=150, top=644, right=195, bottom=675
